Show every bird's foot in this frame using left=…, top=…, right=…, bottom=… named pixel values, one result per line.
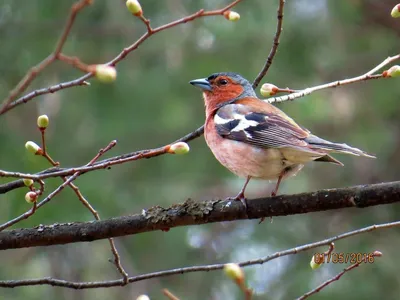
left=226, top=193, right=248, bottom=210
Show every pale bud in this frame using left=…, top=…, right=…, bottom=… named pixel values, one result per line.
left=223, top=263, right=244, bottom=284
left=25, top=141, right=42, bottom=155
left=25, top=191, right=37, bottom=203
left=37, top=115, right=49, bottom=129
left=136, top=295, right=150, bottom=300
left=310, top=254, right=323, bottom=270
left=391, top=4, right=400, bottom=18
left=223, top=11, right=240, bottom=22
left=168, top=142, right=190, bottom=155
left=23, top=178, right=34, bottom=187
left=94, top=65, right=117, bottom=83
left=383, top=65, right=400, bottom=78
left=126, top=0, right=143, bottom=16
left=260, top=83, right=279, bottom=97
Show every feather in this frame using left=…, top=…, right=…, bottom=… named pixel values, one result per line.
left=305, top=135, right=375, bottom=158
left=215, top=103, right=309, bottom=149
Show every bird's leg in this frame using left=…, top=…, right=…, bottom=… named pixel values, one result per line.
left=227, top=176, right=251, bottom=209
left=271, top=172, right=284, bottom=197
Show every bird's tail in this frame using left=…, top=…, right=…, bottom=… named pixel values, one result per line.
left=305, top=135, right=376, bottom=158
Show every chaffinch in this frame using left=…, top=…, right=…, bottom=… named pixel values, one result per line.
left=190, top=72, right=375, bottom=207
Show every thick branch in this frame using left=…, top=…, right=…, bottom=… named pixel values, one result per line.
left=0, top=181, right=398, bottom=250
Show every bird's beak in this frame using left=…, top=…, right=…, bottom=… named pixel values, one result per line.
left=189, top=78, right=212, bottom=91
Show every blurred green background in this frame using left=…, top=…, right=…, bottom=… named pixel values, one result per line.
left=1, top=0, right=400, bottom=299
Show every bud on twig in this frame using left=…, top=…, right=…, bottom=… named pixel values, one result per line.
left=25, top=141, right=43, bottom=155
left=383, top=65, right=400, bottom=78
left=168, top=142, right=190, bottom=155
left=136, top=295, right=150, bottom=300
left=126, top=0, right=143, bottom=16
left=372, top=250, right=383, bottom=257
left=25, top=191, right=37, bottom=203
left=260, top=83, right=279, bottom=97
left=310, top=254, right=323, bottom=270
left=92, top=65, right=117, bottom=83
left=224, top=263, right=244, bottom=285
left=23, top=178, right=34, bottom=187
left=391, top=4, right=400, bottom=18
left=223, top=11, right=240, bottom=21
left=37, top=114, right=49, bottom=129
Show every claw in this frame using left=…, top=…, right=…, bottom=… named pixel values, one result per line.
left=226, top=194, right=248, bottom=210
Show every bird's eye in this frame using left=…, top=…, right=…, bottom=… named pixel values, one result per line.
left=219, top=79, right=228, bottom=85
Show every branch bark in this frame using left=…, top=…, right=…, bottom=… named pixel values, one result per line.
left=1, top=181, right=399, bottom=250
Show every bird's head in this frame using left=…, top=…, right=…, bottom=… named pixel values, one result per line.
left=190, top=72, right=256, bottom=114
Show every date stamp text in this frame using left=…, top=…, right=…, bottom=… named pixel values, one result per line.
left=313, top=252, right=376, bottom=264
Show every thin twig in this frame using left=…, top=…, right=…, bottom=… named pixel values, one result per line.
left=0, top=145, right=172, bottom=180
left=53, top=0, right=93, bottom=55
left=0, top=0, right=92, bottom=114
left=324, top=242, right=335, bottom=257
left=57, top=53, right=91, bottom=73
left=163, top=289, right=181, bottom=300
left=35, top=179, right=45, bottom=196
left=238, top=283, right=253, bottom=300
left=267, top=54, right=400, bottom=104
left=252, top=0, right=285, bottom=89
left=0, top=141, right=117, bottom=231
left=297, top=251, right=383, bottom=300
left=0, top=124, right=204, bottom=195
left=0, top=221, right=395, bottom=289
left=1, top=0, right=244, bottom=115
left=244, top=288, right=253, bottom=300
left=40, top=129, right=59, bottom=166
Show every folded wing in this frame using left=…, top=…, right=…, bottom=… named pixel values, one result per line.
left=214, top=102, right=374, bottom=165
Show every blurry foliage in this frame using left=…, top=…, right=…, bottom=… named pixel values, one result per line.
left=0, top=0, right=399, bottom=299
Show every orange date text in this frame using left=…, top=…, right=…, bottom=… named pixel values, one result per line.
left=313, top=252, right=375, bottom=264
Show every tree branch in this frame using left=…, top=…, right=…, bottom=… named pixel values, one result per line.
left=252, top=0, right=285, bottom=89
left=0, top=125, right=205, bottom=194
left=266, top=54, right=400, bottom=104
left=0, top=218, right=397, bottom=289
left=0, top=0, right=93, bottom=114
left=1, top=0, right=244, bottom=115
left=0, top=181, right=398, bottom=250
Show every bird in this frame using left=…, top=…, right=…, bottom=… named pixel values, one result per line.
left=190, top=72, right=375, bottom=207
